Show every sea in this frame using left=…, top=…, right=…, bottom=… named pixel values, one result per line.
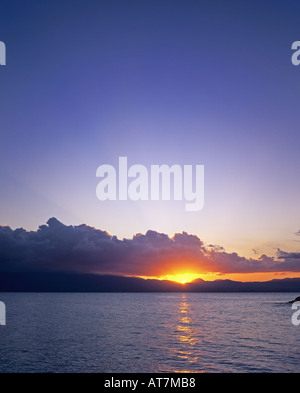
left=0, top=292, right=299, bottom=373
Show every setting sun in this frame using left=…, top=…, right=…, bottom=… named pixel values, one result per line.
left=158, top=273, right=203, bottom=284
left=137, top=272, right=204, bottom=284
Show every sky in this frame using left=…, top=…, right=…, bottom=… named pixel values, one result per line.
left=1, top=0, right=300, bottom=282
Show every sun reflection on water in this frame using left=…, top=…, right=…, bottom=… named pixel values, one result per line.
left=160, top=294, right=204, bottom=372
left=176, top=294, right=201, bottom=363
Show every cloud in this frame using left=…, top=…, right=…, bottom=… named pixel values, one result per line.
left=277, top=249, right=300, bottom=260
left=0, top=218, right=300, bottom=276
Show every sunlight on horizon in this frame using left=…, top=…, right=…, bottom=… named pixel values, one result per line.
left=136, top=271, right=300, bottom=283
left=161, top=273, right=204, bottom=284
left=138, top=273, right=206, bottom=284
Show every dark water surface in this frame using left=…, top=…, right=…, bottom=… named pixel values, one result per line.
left=0, top=292, right=299, bottom=373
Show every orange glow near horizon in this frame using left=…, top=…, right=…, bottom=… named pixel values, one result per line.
left=160, top=273, right=204, bottom=284
left=137, top=271, right=300, bottom=283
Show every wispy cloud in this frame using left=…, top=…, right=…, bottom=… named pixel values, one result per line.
left=277, top=249, right=300, bottom=260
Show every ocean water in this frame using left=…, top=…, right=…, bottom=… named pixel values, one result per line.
left=0, top=292, right=299, bottom=373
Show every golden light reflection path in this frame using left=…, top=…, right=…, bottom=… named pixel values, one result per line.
left=176, top=294, right=200, bottom=364
left=162, top=294, right=204, bottom=373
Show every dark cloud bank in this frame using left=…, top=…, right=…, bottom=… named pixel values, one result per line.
left=0, top=218, right=300, bottom=292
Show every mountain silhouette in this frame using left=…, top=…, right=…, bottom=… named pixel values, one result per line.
left=0, top=272, right=299, bottom=292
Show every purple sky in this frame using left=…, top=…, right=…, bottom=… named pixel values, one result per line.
left=1, top=0, right=300, bottom=262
